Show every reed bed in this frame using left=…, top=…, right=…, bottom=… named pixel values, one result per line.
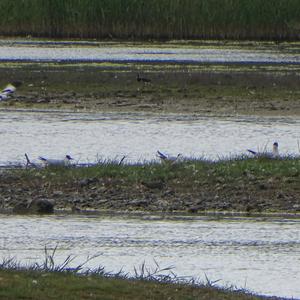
left=0, top=0, right=299, bottom=40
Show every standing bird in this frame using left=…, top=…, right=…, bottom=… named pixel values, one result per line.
left=247, top=142, right=279, bottom=158
left=157, top=150, right=182, bottom=164
left=38, top=155, right=74, bottom=166
left=137, top=73, right=151, bottom=83
left=0, top=81, right=22, bottom=101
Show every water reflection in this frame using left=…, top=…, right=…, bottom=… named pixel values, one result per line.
left=0, top=214, right=299, bottom=299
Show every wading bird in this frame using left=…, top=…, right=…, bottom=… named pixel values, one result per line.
left=137, top=73, right=151, bottom=83
left=38, top=155, right=74, bottom=166
left=247, top=142, right=279, bottom=158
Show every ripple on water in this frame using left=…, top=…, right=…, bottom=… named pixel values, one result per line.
left=0, top=45, right=300, bottom=64
left=0, top=214, right=299, bottom=299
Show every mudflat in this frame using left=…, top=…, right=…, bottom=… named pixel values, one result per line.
left=0, top=62, right=299, bottom=116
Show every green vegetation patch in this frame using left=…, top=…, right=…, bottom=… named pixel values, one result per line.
left=0, top=269, right=269, bottom=300
left=1, top=62, right=299, bottom=115
left=13, top=156, right=299, bottom=185
left=1, top=156, right=299, bottom=213
left=0, top=0, right=299, bottom=40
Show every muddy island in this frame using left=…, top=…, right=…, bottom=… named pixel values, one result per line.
left=1, top=156, right=299, bottom=215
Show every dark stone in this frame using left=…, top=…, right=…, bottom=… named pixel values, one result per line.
left=141, top=180, right=165, bottom=190
left=71, top=205, right=81, bottom=212
left=258, top=183, right=268, bottom=190
left=28, top=199, right=55, bottom=214
left=13, top=199, right=54, bottom=214
left=277, top=192, right=285, bottom=199
left=130, top=199, right=149, bottom=207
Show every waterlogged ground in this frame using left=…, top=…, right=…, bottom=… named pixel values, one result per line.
left=0, top=39, right=300, bottom=64
left=0, top=214, right=299, bottom=299
left=0, top=59, right=299, bottom=117
left=0, top=111, right=300, bottom=166
left=0, top=40, right=299, bottom=300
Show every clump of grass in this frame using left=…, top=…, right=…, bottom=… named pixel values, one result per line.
left=0, top=0, right=299, bottom=40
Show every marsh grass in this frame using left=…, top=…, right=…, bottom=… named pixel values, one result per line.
left=0, top=0, right=299, bottom=40
left=11, top=155, right=300, bottom=189
left=0, top=248, right=270, bottom=300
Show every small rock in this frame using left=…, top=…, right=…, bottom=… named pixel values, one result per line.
left=79, top=178, right=97, bottom=187
left=277, top=192, right=285, bottom=199
left=13, top=199, right=54, bottom=214
left=28, top=199, right=55, bottom=214
left=36, top=98, right=50, bottom=103
left=53, top=191, right=63, bottom=197
left=129, top=199, right=149, bottom=207
left=141, top=181, right=165, bottom=190
left=258, top=183, right=268, bottom=190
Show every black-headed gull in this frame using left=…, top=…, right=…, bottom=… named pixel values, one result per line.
left=247, top=142, right=279, bottom=158
left=157, top=150, right=181, bottom=163
left=38, top=155, right=74, bottom=166
left=0, top=81, right=22, bottom=101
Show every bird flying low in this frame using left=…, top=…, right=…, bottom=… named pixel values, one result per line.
left=247, top=142, right=279, bottom=158
left=38, top=155, right=74, bottom=166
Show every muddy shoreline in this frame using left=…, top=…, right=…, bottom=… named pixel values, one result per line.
left=0, top=62, right=300, bottom=116
left=1, top=158, right=299, bottom=215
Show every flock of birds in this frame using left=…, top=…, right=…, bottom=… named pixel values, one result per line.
left=157, top=142, right=280, bottom=163
left=2, top=81, right=280, bottom=168
left=23, top=143, right=280, bottom=168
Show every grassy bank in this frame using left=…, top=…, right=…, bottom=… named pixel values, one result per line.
left=0, top=0, right=299, bottom=40
left=1, top=156, right=300, bottom=213
left=0, top=251, right=275, bottom=300
left=0, top=269, right=270, bottom=300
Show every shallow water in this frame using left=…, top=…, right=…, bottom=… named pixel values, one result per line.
left=0, top=43, right=299, bottom=64
left=0, top=111, right=299, bottom=166
left=0, top=214, right=299, bottom=299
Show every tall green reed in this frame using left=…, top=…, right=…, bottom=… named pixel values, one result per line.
left=0, top=0, right=299, bottom=40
